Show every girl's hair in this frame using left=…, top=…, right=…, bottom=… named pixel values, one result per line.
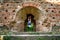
left=27, top=14, right=34, bottom=19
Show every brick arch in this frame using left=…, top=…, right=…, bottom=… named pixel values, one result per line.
left=14, top=2, right=47, bottom=20
left=16, top=6, right=42, bottom=21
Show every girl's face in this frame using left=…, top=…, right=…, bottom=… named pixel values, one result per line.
left=28, top=16, right=31, bottom=19
left=28, top=16, right=31, bottom=20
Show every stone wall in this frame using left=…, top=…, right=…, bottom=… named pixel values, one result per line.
left=0, top=0, right=60, bottom=32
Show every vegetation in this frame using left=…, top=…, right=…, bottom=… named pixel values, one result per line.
left=3, top=36, right=60, bottom=40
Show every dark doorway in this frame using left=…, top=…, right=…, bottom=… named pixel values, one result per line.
left=24, top=14, right=36, bottom=32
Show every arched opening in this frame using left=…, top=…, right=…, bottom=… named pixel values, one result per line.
left=15, top=6, right=42, bottom=32
left=24, top=14, right=36, bottom=32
